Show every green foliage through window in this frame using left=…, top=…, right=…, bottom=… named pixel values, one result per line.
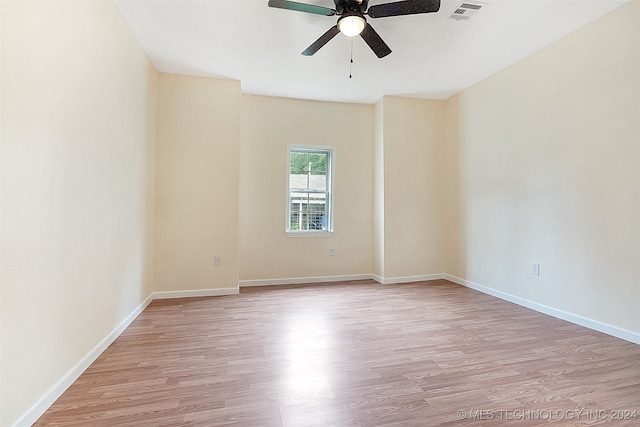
left=290, top=151, right=327, bottom=175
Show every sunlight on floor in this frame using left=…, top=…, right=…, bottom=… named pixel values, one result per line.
left=280, top=310, right=336, bottom=406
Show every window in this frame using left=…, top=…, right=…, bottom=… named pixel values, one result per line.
left=286, top=146, right=333, bottom=236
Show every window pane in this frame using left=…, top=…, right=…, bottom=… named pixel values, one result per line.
left=290, top=152, right=308, bottom=174
left=309, top=174, right=326, bottom=191
left=289, top=174, right=326, bottom=191
left=289, top=173, right=309, bottom=190
left=289, top=151, right=327, bottom=191
left=308, top=153, right=326, bottom=174
left=291, top=151, right=327, bottom=174
left=289, top=192, right=327, bottom=230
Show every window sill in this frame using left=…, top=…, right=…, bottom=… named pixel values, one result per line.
left=285, top=231, right=334, bottom=238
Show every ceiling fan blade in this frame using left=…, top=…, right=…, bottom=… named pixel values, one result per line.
left=302, top=25, right=340, bottom=56
left=360, top=24, right=392, bottom=58
left=367, top=0, right=440, bottom=18
left=268, top=0, right=336, bottom=16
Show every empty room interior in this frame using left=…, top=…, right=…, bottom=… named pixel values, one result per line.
left=1, top=0, right=639, bottom=425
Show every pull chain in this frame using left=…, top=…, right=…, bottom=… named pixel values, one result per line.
left=349, top=39, right=354, bottom=79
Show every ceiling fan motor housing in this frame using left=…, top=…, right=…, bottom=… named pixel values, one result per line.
left=335, top=0, right=368, bottom=15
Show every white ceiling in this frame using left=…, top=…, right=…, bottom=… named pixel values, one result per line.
left=114, top=0, right=629, bottom=104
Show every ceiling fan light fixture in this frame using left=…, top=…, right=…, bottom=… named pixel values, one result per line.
left=338, top=15, right=366, bottom=37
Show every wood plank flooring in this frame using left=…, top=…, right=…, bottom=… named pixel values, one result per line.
left=35, top=280, right=640, bottom=426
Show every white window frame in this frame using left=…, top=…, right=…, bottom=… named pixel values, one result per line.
left=285, top=144, right=334, bottom=237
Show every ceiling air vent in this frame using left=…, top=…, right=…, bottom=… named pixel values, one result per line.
left=450, top=2, right=486, bottom=21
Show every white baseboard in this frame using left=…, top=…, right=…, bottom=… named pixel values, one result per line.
left=443, top=274, right=640, bottom=345
left=239, top=274, right=374, bottom=287
left=13, top=294, right=154, bottom=427
left=14, top=286, right=239, bottom=427
left=240, top=274, right=448, bottom=287
left=373, top=273, right=444, bottom=285
left=151, top=287, right=239, bottom=299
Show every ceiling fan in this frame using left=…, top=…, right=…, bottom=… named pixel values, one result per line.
left=268, top=0, right=441, bottom=58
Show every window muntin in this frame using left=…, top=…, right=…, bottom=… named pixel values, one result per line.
left=287, top=146, right=333, bottom=235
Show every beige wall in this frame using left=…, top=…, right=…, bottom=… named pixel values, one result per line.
left=238, top=94, right=445, bottom=284
left=373, top=100, right=385, bottom=278
left=154, top=73, right=241, bottom=292
left=0, top=1, right=157, bottom=425
left=443, top=0, right=640, bottom=331
left=379, top=97, right=445, bottom=280
left=239, top=95, right=374, bottom=281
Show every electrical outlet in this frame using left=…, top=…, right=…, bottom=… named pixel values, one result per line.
left=214, top=256, right=222, bottom=266
left=531, top=263, right=540, bottom=276
left=329, top=248, right=336, bottom=256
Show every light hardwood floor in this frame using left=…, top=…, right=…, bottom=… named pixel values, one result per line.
left=35, top=280, right=640, bottom=426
